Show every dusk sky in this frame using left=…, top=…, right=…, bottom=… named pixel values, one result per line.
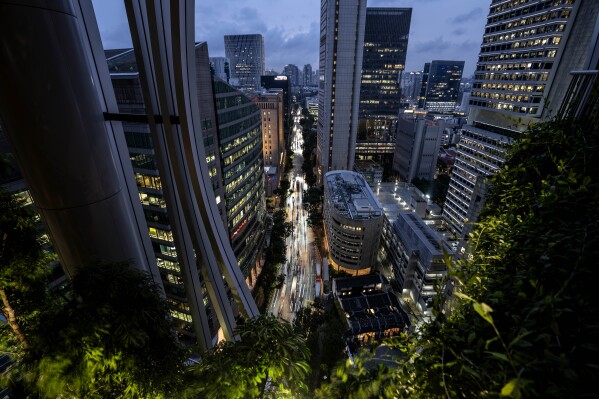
left=92, top=0, right=487, bottom=77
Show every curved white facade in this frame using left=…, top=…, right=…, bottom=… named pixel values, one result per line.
left=323, top=171, right=383, bottom=275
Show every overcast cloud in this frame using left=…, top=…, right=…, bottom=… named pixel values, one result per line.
left=92, top=0, right=488, bottom=76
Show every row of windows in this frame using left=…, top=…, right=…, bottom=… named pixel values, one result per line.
left=222, top=126, right=260, bottom=155
left=491, top=0, right=572, bottom=14
left=487, top=1, right=571, bottom=24
left=218, top=103, right=260, bottom=125
left=130, top=152, right=156, bottom=170
left=227, top=169, right=264, bottom=216
left=135, top=173, right=162, bottom=190
left=218, top=113, right=261, bottom=140
left=481, top=35, right=561, bottom=54
left=330, top=247, right=360, bottom=266
left=225, top=147, right=262, bottom=184
left=225, top=162, right=260, bottom=198
left=139, top=192, right=166, bottom=208
left=477, top=61, right=553, bottom=72
left=230, top=190, right=261, bottom=232
left=485, top=7, right=571, bottom=37
left=222, top=134, right=261, bottom=167
left=478, top=48, right=556, bottom=63
left=485, top=22, right=565, bottom=44
left=149, top=226, right=174, bottom=242
left=471, top=99, right=539, bottom=114
left=157, top=258, right=180, bottom=272
left=472, top=90, right=542, bottom=104
left=474, top=71, right=549, bottom=82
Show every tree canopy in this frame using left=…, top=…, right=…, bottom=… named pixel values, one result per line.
left=188, top=314, right=310, bottom=398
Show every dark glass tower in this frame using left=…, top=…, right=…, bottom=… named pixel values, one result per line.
left=358, top=7, right=412, bottom=142
left=418, top=60, right=465, bottom=112
left=224, top=34, right=265, bottom=90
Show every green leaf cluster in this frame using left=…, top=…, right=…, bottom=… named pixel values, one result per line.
left=255, top=210, right=293, bottom=311
left=188, top=314, right=310, bottom=398
left=6, top=263, right=188, bottom=398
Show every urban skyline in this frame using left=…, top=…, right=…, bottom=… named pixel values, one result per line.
left=91, top=0, right=486, bottom=76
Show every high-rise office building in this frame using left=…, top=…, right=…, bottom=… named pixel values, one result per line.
left=303, top=64, right=313, bottom=86
left=358, top=8, right=412, bottom=141
left=224, top=34, right=265, bottom=90
left=401, top=71, right=424, bottom=102
left=106, top=42, right=264, bottom=343
left=282, top=64, right=300, bottom=87
left=210, top=56, right=230, bottom=83
left=251, top=91, right=284, bottom=169
left=317, top=0, right=367, bottom=181
left=250, top=91, right=285, bottom=195
left=212, top=80, right=266, bottom=279
left=443, top=0, right=599, bottom=238
left=261, top=75, right=292, bottom=132
left=1, top=1, right=259, bottom=351
left=418, top=60, right=465, bottom=112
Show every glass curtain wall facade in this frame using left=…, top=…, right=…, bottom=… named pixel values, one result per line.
left=106, top=45, right=266, bottom=341
left=107, top=52, right=218, bottom=341
left=224, top=34, right=265, bottom=90
left=213, top=79, right=266, bottom=278
left=419, top=60, right=465, bottom=112
left=358, top=8, right=412, bottom=142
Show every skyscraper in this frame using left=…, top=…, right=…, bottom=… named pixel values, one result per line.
left=282, top=64, right=300, bottom=87
left=224, top=34, right=265, bottom=90
left=303, top=64, right=313, bottom=86
left=212, top=79, right=266, bottom=279
left=106, top=42, right=265, bottom=344
left=418, top=60, right=465, bottom=112
left=443, top=0, right=599, bottom=238
left=358, top=8, right=412, bottom=141
left=317, top=0, right=367, bottom=180
left=0, top=0, right=259, bottom=351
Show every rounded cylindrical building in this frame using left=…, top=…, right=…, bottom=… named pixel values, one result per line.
left=323, top=171, right=384, bottom=275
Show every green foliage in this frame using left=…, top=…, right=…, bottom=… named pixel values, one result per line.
left=301, top=128, right=317, bottom=188
left=275, top=179, right=292, bottom=205
left=302, top=187, right=323, bottom=228
left=188, top=314, right=310, bottom=398
left=294, top=299, right=347, bottom=392
left=0, top=188, right=56, bottom=353
left=3, top=263, right=188, bottom=398
left=317, top=118, right=599, bottom=398
left=255, top=210, right=292, bottom=311
left=284, top=152, right=294, bottom=174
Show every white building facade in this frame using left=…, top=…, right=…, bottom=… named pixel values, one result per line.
left=317, top=0, right=367, bottom=181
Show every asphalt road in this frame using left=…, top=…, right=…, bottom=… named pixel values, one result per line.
left=269, top=109, right=318, bottom=322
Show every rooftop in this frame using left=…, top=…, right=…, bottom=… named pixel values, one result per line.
left=372, top=182, right=428, bottom=224
left=339, top=290, right=410, bottom=336
left=325, top=171, right=383, bottom=220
